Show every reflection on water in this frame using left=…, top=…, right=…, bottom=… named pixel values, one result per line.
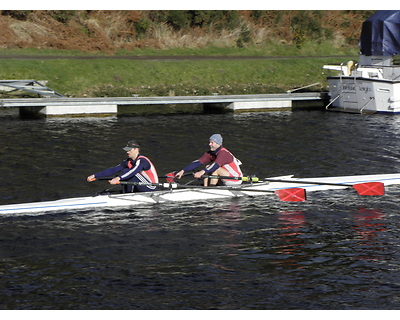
left=354, top=208, right=385, bottom=243
left=276, top=211, right=307, bottom=268
left=2, top=111, right=400, bottom=309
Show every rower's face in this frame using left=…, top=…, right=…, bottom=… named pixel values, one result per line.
left=209, top=140, right=220, bottom=151
left=126, top=147, right=139, bottom=159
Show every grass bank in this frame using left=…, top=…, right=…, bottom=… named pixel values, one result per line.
left=0, top=44, right=358, bottom=97
left=0, top=40, right=358, bottom=57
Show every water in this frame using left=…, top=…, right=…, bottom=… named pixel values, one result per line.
left=1, top=110, right=400, bottom=309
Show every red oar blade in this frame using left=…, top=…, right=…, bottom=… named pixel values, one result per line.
left=352, top=182, right=385, bottom=196
left=165, top=172, right=176, bottom=183
left=274, top=188, right=306, bottom=202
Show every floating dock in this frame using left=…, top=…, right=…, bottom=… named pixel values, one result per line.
left=0, top=92, right=328, bottom=118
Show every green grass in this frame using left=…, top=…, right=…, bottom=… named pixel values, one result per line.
left=0, top=40, right=358, bottom=57
left=0, top=43, right=358, bottom=97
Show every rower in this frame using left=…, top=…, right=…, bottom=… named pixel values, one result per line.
left=87, top=140, right=159, bottom=193
left=175, top=134, right=243, bottom=186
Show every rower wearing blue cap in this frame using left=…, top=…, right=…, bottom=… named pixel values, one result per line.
left=87, top=140, right=159, bottom=193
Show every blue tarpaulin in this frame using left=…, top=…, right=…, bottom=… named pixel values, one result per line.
left=359, top=10, right=400, bottom=56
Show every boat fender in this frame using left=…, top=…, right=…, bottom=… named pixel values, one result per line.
left=347, top=61, right=354, bottom=76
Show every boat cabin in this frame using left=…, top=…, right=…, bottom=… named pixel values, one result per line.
left=323, top=11, right=400, bottom=113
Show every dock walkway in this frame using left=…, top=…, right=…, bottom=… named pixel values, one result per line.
left=0, top=92, right=328, bottom=118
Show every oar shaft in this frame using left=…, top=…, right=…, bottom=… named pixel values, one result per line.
left=265, top=178, right=350, bottom=187
left=175, top=184, right=273, bottom=193
left=117, top=181, right=178, bottom=189
left=94, top=176, right=306, bottom=202
left=203, top=175, right=252, bottom=181
left=205, top=175, right=354, bottom=187
left=174, top=184, right=306, bottom=202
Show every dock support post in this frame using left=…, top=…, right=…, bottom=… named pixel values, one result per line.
left=225, top=101, right=292, bottom=112
left=20, top=105, right=118, bottom=118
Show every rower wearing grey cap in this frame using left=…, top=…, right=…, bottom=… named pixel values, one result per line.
left=175, top=134, right=243, bottom=186
left=87, top=140, right=159, bottom=193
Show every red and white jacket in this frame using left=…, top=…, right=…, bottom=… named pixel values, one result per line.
left=95, top=154, right=158, bottom=184
left=182, top=146, right=242, bottom=181
left=121, top=155, right=159, bottom=184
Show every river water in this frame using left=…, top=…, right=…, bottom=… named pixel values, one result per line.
left=1, top=110, right=400, bottom=310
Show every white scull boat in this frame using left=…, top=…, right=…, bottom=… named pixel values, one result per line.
left=1, top=173, right=400, bottom=214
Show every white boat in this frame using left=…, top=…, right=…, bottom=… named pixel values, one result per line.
left=323, top=11, right=400, bottom=114
left=1, top=172, right=400, bottom=214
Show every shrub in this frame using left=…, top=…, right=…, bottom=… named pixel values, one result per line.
left=49, top=10, right=77, bottom=24
left=1, top=10, right=31, bottom=21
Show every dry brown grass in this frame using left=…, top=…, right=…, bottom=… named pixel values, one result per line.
left=0, top=10, right=371, bottom=52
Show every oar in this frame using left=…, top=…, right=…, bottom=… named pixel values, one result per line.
left=203, top=175, right=385, bottom=196
left=114, top=180, right=306, bottom=202
left=160, top=171, right=194, bottom=182
left=116, top=181, right=178, bottom=189
left=163, top=183, right=306, bottom=202
left=88, top=176, right=115, bottom=182
left=92, top=172, right=193, bottom=184
left=89, top=177, right=178, bottom=189
left=94, top=184, right=121, bottom=196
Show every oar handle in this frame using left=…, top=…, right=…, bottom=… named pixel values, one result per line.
left=90, top=176, right=116, bottom=181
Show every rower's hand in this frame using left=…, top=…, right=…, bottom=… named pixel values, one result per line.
left=175, top=170, right=184, bottom=179
left=194, top=170, right=205, bottom=179
left=87, top=175, right=96, bottom=182
left=109, top=177, right=121, bottom=185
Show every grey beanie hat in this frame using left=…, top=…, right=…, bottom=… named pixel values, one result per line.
left=209, top=134, right=223, bottom=145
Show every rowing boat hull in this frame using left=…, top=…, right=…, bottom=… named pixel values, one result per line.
left=0, top=186, right=265, bottom=214
left=0, top=183, right=274, bottom=214
left=1, top=173, right=400, bottom=214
